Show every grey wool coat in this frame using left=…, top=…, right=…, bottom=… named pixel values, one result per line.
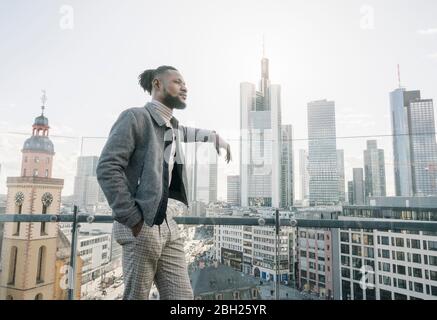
left=96, top=102, right=217, bottom=228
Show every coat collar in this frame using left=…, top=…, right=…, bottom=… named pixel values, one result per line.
left=145, top=102, right=179, bottom=128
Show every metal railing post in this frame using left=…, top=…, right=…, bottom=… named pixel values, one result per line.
left=275, top=209, right=280, bottom=300
left=68, top=205, right=78, bottom=300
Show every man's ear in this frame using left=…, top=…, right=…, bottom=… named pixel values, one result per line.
left=152, top=78, right=160, bottom=90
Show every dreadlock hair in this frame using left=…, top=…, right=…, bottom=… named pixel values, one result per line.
left=138, top=65, right=178, bottom=95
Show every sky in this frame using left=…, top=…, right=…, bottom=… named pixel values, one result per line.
left=0, top=0, right=436, bottom=199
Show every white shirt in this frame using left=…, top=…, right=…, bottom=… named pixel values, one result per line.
left=151, top=99, right=176, bottom=187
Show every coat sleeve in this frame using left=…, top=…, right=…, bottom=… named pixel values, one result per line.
left=96, top=110, right=143, bottom=229
left=179, top=125, right=217, bottom=143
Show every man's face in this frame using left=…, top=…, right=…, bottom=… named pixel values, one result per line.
left=158, top=70, right=187, bottom=109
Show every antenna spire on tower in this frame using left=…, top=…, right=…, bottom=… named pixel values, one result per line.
left=397, top=64, right=401, bottom=88
left=41, top=89, right=47, bottom=116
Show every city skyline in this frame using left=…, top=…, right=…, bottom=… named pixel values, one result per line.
left=1, top=0, right=437, bottom=200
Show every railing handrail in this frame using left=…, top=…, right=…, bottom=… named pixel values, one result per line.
left=1, top=214, right=436, bottom=232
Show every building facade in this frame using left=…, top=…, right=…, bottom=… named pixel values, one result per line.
left=307, top=100, right=338, bottom=206
left=240, top=53, right=282, bottom=208
left=364, top=140, right=386, bottom=198
left=390, top=88, right=437, bottom=196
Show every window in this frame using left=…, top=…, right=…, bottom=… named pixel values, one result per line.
left=34, top=293, right=43, bottom=300
left=364, top=247, right=374, bottom=258
left=34, top=157, right=39, bottom=163
left=363, top=235, right=374, bottom=245
left=352, top=257, right=362, bottom=269
left=341, top=244, right=350, bottom=254
left=396, top=252, right=405, bottom=261
left=317, top=234, right=324, bottom=241
left=8, top=247, right=18, bottom=285
left=380, top=289, right=392, bottom=300
left=33, top=169, right=38, bottom=177
left=352, top=234, right=361, bottom=244
left=36, top=246, right=46, bottom=283
left=251, top=289, right=258, bottom=299
left=40, top=205, right=48, bottom=235
left=341, top=268, right=350, bottom=278
left=429, top=256, right=437, bottom=266
left=45, top=169, right=49, bottom=177
left=380, top=262, right=390, bottom=272
left=13, top=204, right=23, bottom=236
left=432, top=286, right=437, bottom=297
left=233, top=291, right=240, bottom=300
left=430, top=271, right=437, bottom=281
left=353, top=270, right=362, bottom=281
left=397, top=265, right=406, bottom=275
left=412, top=254, right=421, bottom=264
left=215, top=293, right=223, bottom=300
left=411, top=239, right=421, bottom=249
left=414, top=282, right=423, bottom=293
left=395, top=238, right=404, bottom=247
left=381, top=249, right=390, bottom=259
left=341, top=255, right=350, bottom=267
left=398, top=279, right=407, bottom=289
left=340, top=232, right=349, bottom=242
left=394, top=293, right=407, bottom=300
left=428, top=241, right=437, bottom=251
left=352, top=245, right=362, bottom=256
left=382, top=276, right=391, bottom=286
left=381, top=236, right=389, bottom=245
left=413, top=268, right=422, bottom=278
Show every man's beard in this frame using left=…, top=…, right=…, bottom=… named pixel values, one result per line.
left=162, top=91, right=186, bottom=110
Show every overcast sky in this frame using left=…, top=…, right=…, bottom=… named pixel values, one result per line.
left=1, top=0, right=436, bottom=199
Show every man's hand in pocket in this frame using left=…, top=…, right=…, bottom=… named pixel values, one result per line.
left=131, top=220, right=144, bottom=237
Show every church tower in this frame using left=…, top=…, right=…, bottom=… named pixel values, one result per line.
left=0, top=93, right=64, bottom=300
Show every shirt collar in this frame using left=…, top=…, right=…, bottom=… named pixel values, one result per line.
left=151, top=99, right=173, bottom=125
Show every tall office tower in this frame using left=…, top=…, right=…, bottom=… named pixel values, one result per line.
left=73, top=156, right=104, bottom=211
left=337, top=150, right=346, bottom=203
left=364, top=140, right=386, bottom=198
left=307, top=100, right=339, bottom=206
left=281, top=124, right=294, bottom=208
left=299, top=149, right=310, bottom=202
left=240, top=51, right=282, bottom=208
left=390, top=87, right=437, bottom=196
left=352, top=168, right=365, bottom=205
left=227, top=175, right=241, bottom=206
left=347, top=181, right=354, bottom=205
left=184, top=142, right=218, bottom=205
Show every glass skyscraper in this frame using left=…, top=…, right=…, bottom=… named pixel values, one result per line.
left=307, top=100, right=339, bottom=206
left=240, top=54, right=282, bottom=208
left=390, top=88, right=437, bottom=196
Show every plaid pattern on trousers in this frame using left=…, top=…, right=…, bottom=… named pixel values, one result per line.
left=113, top=214, right=194, bottom=300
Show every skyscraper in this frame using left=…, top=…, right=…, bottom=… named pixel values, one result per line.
left=390, top=88, right=437, bottom=196
left=337, top=149, right=345, bottom=203
left=227, top=175, right=241, bottom=206
left=307, top=100, right=338, bottom=206
left=73, top=156, right=104, bottom=212
left=352, top=168, right=365, bottom=205
left=281, top=124, right=294, bottom=208
left=299, top=149, right=309, bottom=202
left=240, top=52, right=282, bottom=208
left=364, top=140, right=386, bottom=198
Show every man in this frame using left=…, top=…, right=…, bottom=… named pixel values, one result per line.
left=96, top=66, right=231, bottom=300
